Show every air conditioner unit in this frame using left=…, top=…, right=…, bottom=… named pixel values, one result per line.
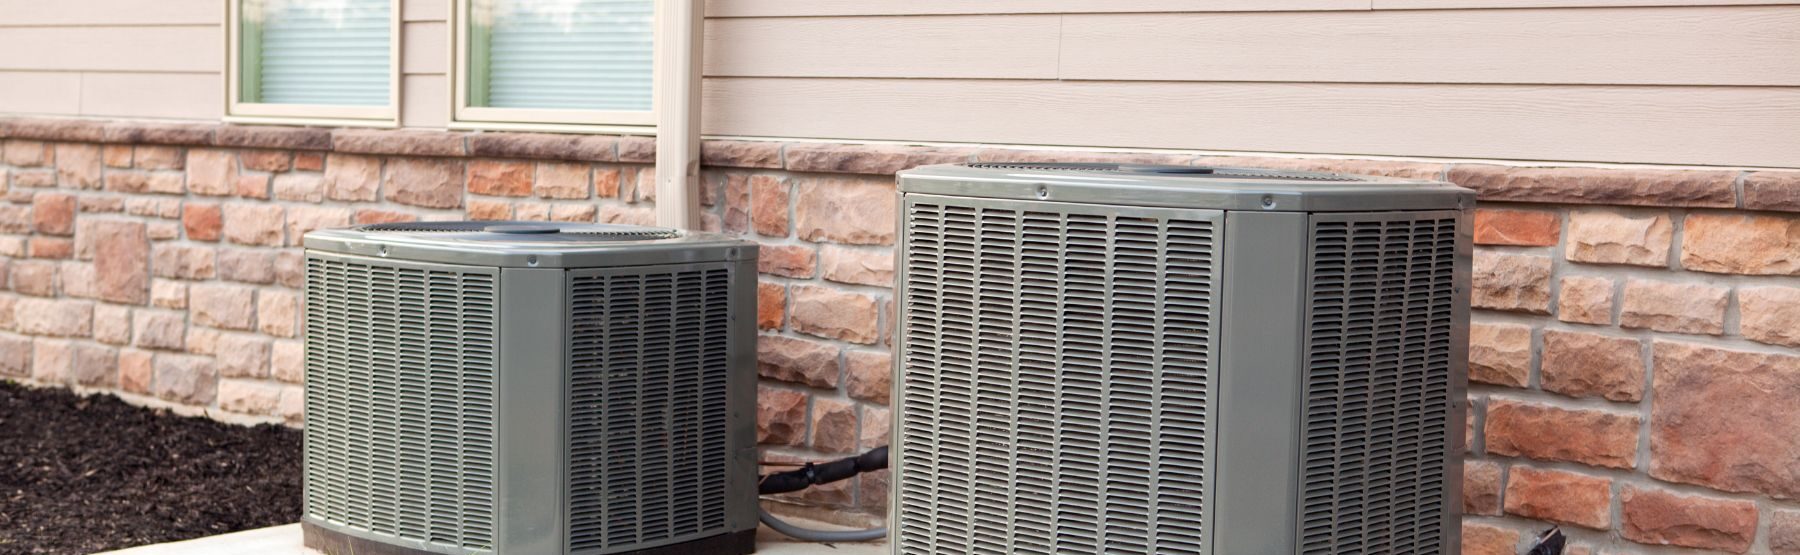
left=299, top=221, right=759, bottom=555
left=891, top=163, right=1474, bottom=555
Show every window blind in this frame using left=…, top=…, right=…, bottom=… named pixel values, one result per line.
left=243, top=0, right=392, bottom=106
left=473, top=0, right=655, bottom=112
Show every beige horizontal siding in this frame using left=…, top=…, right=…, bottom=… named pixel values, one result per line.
left=0, top=71, right=81, bottom=115
left=702, top=78, right=1800, bottom=168
left=1060, top=6, right=1800, bottom=86
left=402, top=0, right=448, bottom=22
left=707, top=0, right=1800, bottom=16
left=401, top=15, right=446, bottom=128
left=704, top=16, right=1062, bottom=79
left=705, top=0, right=1365, bottom=17
left=0, top=0, right=217, bottom=26
left=80, top=72, right=221, bottom=120
left=402, top=21, right=448, bottom=75
left=3, top=0, right=1798, bottom=167
left=402, top=75, right=449, bottom=128
left=0, top=19, right=221, bottom=120
left=1373, top=0, right=1799, bottom=8
left=697, top=3, right=1800, bottom=166
left=704, top=7, right=1800, bottom=85
left=0, top=26, right=220, bottom=73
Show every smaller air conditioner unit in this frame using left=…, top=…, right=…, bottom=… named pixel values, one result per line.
left=300, top=221, right=759, bottom=555
left=891, top=163, right=1474, bottom=555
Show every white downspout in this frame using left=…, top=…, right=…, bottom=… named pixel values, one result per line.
left=654, top=0, right=704, bottom=230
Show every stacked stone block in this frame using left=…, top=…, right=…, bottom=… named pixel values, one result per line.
left=1461, top=166, right=1800, bottom=555
left=3, top=118, right=1800, bottom=550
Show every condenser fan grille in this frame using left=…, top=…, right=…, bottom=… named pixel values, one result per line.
left=1298, top=214, right=1458, bottom=554
left=897, top=199, right=1218, bottom=554
left=565, top=268, right=734, bottom=552
left=301, top=219, right=759, bottom=555
left=894, top=162, right=1469, bottom=555
left=303, top=256, right=497, bottom=549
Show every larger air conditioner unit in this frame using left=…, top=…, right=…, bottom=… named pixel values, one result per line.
left=892, top=163, right=1474, bottom=555
left=300, top=221, right=759, bottom=555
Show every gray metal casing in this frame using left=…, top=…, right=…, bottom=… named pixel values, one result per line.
left=301, top=223, right=760, bottom=555
left=891, top=164, right=1473, bottom=555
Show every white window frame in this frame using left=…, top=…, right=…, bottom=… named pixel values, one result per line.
left=224, top=0, right=403, bottom=127
left=449, top=0, right=662, bottom=134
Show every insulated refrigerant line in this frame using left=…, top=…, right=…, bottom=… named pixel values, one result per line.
left=757, top=446, right=890, bottom=542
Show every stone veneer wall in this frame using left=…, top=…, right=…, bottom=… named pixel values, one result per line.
left=3, top=117, right=1800, bottom=553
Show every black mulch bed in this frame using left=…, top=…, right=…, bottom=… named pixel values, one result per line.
left=0, top=381, right=302, bottom=555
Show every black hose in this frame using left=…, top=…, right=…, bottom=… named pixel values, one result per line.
left=757, top=446, right=889, bottom=542
left=1527, top=526, right=1566, bottom=555
left=758, top=446, right=888, bottom=494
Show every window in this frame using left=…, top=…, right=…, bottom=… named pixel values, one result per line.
left=228, top=0, right=400, bottom=125
left=454, top=0, right=659, bottom=131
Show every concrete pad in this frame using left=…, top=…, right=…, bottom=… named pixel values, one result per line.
left=757, top=539, right=888, bottom=555
left=98, top=524, right=309, bottom=555
left=97, top=521, right=888, bottom=555
left=755, top=518, right=888, bottom=555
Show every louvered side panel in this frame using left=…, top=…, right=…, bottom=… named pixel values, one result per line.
left=1057, top=213, right=1106, bottom=554
left=935, top=205, right=977, bottom=554
left=344, top=264, right=374, bottom=530
left=971, top=208, right=1019, bottom=554
left=1107, top=217, right=1159, bottom=555
left=1299, top=214, right=1458, bottom=555
left=302, top=254, right=497, bottom=553
left=696, top=270, right=731, bottom=533
left=459, top=273, right=498, bottom=547
left=1157, top=220, right=1215, bottom=555
left=365, top=265, right=401, bottom=535
left=426, top=271, right=462, bottom=544
left=896, top=196, right=1220, bottom=555
left=897, top=203, right=944, bottom=555
left=1009, top=210, right=1061, bottom=555
left=567, top=267, right=733, bottom=554
left=395, top=268, right=432, bottom=541
left=302, top=257, right=336, bottom=524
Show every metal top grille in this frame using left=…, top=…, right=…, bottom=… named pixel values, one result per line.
left=896, top=198, right=1218, bottom=555
left=960, top=163, right=1365, bottom=181
left=963, top=163, right=1126, bottom=172
left=355, top=221, right=682, bottom=241
left=566, top=268, right=733, bottom=553
left=303, top=255, right=497, bottom=551
left=357, top=221, right=517, bottom=232
left=1298, top=215, right=1458, bottom=555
